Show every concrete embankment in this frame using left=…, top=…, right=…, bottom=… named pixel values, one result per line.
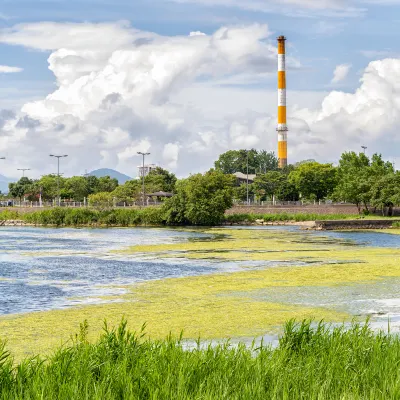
left=0, top=220, right=32, bottom=226
left=314, top=220, right=397, bottom=230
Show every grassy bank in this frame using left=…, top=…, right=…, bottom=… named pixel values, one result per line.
left=224, top=212, right=361, bottom=223
left=0, top=207, right=378, bottom=227
left=1, top=319, right=399, bottom=399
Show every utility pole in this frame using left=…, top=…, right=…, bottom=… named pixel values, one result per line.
left=50, top=154, right=68, bottom=206
left=137, top=152, right=150, bottom=207
left=361, top=146, right=367, bottom=155
left=17, top=168, right=30, bottom=178
left=246, top=150, right=249, bottom=205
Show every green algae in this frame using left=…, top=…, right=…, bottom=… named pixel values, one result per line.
left=2, top=227, right=400, bottom=361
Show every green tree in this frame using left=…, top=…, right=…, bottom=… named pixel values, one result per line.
left=334, top=152, right=394, bottom=213
left=254, top=170, right=299, bottom=202
left=145, top=167, right=177, bottom=193
left=111, top=181, right=140, bottom=203
left=85, top=175, right=100, bottom=195
left=64, top=176, right=90, bottom=201
left=233, top=183, right=256, bottom=202
left=37, top=175, right=63, bottom=201
left=370, top=172, right=400, bottom=216
left=97, top=176, right=119, bottom=193
left=9, top=177, right=34, bottom=202
left=214, top=149, right=278, bottom=175
left=333, top=152, right=370, bottom=212
left=88, top=192, right=113, bottom=210
left=164, top=170, right=235, bottom=225
left=289, top=162, right=337, bottom=201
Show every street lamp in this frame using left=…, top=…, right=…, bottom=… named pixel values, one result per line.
left=361, top=146, right=367, bottom=154
left=246, top=150, right=249, bottom=205
left=17, top=168, right=30, bottom=178
left=50, top=154, right=68, bottom=206
left=137, top=152, right=150, bottom=207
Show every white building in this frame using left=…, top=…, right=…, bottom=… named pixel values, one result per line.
left=138, top=164, right=158, bottom=177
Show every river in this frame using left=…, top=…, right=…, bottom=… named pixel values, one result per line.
left=1, top=226, right=400, bottom=333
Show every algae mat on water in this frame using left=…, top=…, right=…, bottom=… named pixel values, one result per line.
left=1, top=227, right=400, bottom=360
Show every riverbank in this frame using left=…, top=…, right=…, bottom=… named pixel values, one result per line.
left=1, top=319, right=399, bottom=399
left=2, top=207, right=399, bottom=229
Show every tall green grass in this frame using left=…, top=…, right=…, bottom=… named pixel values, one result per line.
left=20, top=208, right=166, bottom=227
left=0, top=319, right=399, bottom=399
left=0, top=208, right=388, bottom=227
left=224, top=212, right=360, bottom=223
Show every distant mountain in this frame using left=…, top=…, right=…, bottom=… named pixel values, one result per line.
left=88, top=168, right=132, bottom=184
left=0, top=174, right=14, bottom=194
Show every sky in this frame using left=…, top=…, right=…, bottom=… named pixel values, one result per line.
left=0, top=0, right=400, bottom=179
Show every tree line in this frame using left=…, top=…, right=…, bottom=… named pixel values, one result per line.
left=7, top=167, right=177, bottom=205
left=216, top=149, right=399, bottom=216
left=4, top=149, right=399, bottom=225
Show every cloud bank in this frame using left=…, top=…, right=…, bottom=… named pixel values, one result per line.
left=0, top=21, right=399, bottom=178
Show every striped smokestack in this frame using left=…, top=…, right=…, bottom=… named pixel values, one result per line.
left=277, top=35, right=288, bottom=168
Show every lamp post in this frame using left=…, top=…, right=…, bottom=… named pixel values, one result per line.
left=361, top=146, right=367, bottom=155
left=50, top=154, right=68, bottom=206
left=246, top=150, right=249, bottom=205
left=17, top=168, right=30, bottom=178
left=137, top=152, right=150, bottom=207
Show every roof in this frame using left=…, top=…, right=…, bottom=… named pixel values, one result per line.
left=233, top=172, right=257, bottom=181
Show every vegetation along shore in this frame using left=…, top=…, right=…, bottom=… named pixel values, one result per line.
left=1, top=319, right=399, bottom=399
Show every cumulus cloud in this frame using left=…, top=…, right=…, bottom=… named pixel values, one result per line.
left=0, top=65, right=23, bottom=73
left=331, top=63, right=351, bottom=83
left=0, top=21, right=279, bottom=177
left=0, top=20, right=400, bottom=179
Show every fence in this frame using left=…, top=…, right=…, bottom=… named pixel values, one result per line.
left=2, top=200, right=165, bottom=208
left=232, top=200, right=353, bottom=207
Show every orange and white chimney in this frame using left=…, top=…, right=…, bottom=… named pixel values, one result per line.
left=277, top=35, right=288, bottom=168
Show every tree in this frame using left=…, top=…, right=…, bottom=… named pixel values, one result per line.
left=370, top=172, right=400, bottom=216
left=64, top=177, right=89, bottom=201
left=289, top=162, right=337, bottom=201
left=85, top=175, right=100, bottom=195
left=111, top=181, right=140, bottom=203
left=233, top=183, right=256, bottom=202
left=334, top=152, right=394, bottom=213
left=88, top=192, right=113, bottom=210
left=145, top=167, right=177, bottom=193
left=164, top=170, right=235, bottom=225
left=214, top=149, right=278, bottom=175
left=253, top=170, right=299, bottom=202
left=97, top=176, right=118, bottom=193
left=38, top=175, right=62, bottom=201
left=8, top=177, right=33, bottom=202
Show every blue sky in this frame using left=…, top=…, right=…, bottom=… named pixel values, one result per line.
left=2, top=0, right=399, bottom=96
left=0, top=0, right=400, bottom=178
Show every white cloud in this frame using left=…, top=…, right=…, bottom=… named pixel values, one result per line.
left=331, top=63, right=352, bottom=83
left=0, top=21, right=279, bottom=178
left=1, top=21, right=400, bottom=179
left=189, top=31, right=206, bottom=36
left=170, top=0, right=365, bottom=17
left=0, top=65, right=23, bottom=73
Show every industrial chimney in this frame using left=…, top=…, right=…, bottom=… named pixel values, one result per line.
left=277, top=35, right=288, bottom=168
